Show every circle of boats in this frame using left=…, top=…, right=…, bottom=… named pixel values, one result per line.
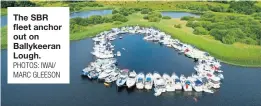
left=82, top=26, right=224, bottom=96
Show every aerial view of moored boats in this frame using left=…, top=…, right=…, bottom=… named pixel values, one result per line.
left=82, top=26, right=224, bottom=96
left=1, top=1, right=261, bottom=106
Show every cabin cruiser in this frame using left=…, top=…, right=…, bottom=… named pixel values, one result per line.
left=171, top=73, right=182, bottom=90
left=153, top=72, right=166, bottom=96
left=98, top=69, right=112, bottom=80
left=126, top=70, right=137, bottom=88
left=180, top=75, right=192, bottom=91
left=189, top=75, right=203, bottom=92
left=105, top=70, right=119, bottom=83
left=145, top=73, right=153, bottom=90
left=163, top=73, right=175, bottom=92
left=116, top=69, right=129, bottom=87
left=209, top=77, right=221, bottom=89
left=136, top=72, right=145, bottom=89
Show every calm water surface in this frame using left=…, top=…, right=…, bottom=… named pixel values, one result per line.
left=2, top=34, right=261, bottom=106
left=1, top=15, right=7, bottom=27
left=161, top=11, right=199, bottom=18
left=70, top=9, right=112, bottom=18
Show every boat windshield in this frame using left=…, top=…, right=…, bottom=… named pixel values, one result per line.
left=211, top=80, right=220, bottom=84
left=195, top=80, right=203, bottom=86
left=175, top=79, right=181, bottom=83
left=185, top=81, right=191, bottom=85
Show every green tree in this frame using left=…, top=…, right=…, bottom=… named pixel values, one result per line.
left=193, top=27, right=208, bottom=35
left=112, top=14, right=128, bottom=22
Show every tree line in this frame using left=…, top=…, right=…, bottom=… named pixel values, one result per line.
left=1, top=1, right=37, bottom=8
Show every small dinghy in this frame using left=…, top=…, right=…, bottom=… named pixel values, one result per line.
left=145, top=73, right=153, bottom=90
left=126, top=70, right=137, bottom=88
left=116, top=69, right=129, bottom=87
left=163, top=73, right=175, bottom=92
left=136, top=72, right=145, bottom=89
left=116, top=51, right=121, bottom=57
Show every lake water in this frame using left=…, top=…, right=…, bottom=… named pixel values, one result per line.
left=161, top=11, right=199, bottom=18
left=0, top=9, right=112, bottom=27
left=1, top=15, right=7, bottom=27
left=2, top=34, right=261, bottom=106
left=70, top=9, right=112, bottom=18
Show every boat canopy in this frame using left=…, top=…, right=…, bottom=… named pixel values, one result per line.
left=185, top=81, right=191, bottom=85
left=138, top=77, right=143, bottom=81
left=146, top=77, right=151, bottom=81
left=195, top=80, right=203, bottom=86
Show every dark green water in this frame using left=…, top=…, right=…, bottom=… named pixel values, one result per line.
left=2, top=34, right=261, bottom=106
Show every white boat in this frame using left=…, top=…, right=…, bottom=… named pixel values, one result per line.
left=145, top=73, right=153, bottom=90
left=203, top=84, right=214, bottom=93
left=105, top=70, right=119, bottom=83
left=209, top=77, right=221, bottom=89
left=153, top=72, right=166, bottom=96
left=126, top=70, right=137, bottom=88
left=136, top=72, right=145, bottom=89
left=116, top=69, right=129, bottom=87
left=98, top=69, right=112, bottom=80
left=116, top=51, right=121, bottom=56
left=163, top=73, right=175, bottom=92
left=190, top=73, right=203, bottom=92
left=180, top=75, right=192, bottom=91
left=171, top=73, right=182, bottom=90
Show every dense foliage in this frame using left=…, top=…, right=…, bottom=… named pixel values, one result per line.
left=112, top=8, right=138, bottom=16
left=71, top=15, right=113, bottom=26
left=162, top=16, right=171, bottom=19
left=141, top=8, right=152, bottom=14
left=193, top=27, right=208, bottom=35
left=1, top=1, right=37, bottom=8
left=112, top=13, right=128, bottom=22
left=228, top=1, right=260, bottom=15
left=143, top=12, right=162, bottom=22
left=181, top=16, right=196, bottom=21
left=185, top=12, right=261, bottom=45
